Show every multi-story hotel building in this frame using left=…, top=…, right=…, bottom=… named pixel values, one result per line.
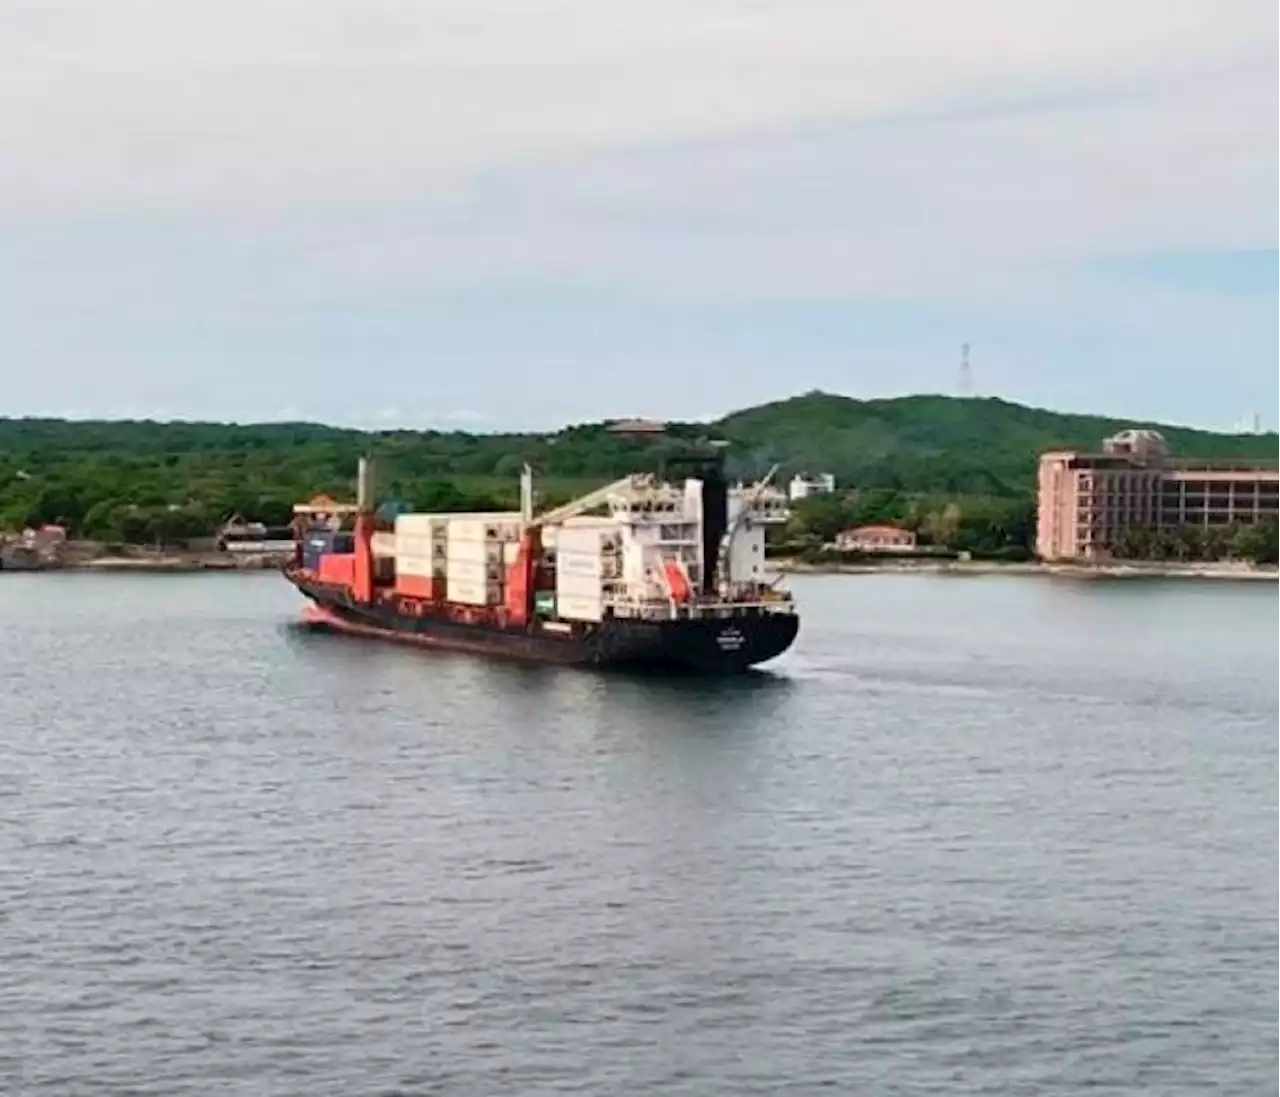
left=1036, top=429, right=1279, bottom=561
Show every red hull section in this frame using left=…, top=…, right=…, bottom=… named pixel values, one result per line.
left=298, top=601, right=568, bottom=662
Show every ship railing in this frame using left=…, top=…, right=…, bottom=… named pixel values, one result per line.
left=602, top=595, right=795, bottom=620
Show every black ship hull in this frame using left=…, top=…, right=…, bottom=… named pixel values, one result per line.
left=288, top=575, right=798, bottom=673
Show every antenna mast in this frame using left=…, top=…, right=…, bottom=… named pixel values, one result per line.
left=959, top=343, right=973, bottom=397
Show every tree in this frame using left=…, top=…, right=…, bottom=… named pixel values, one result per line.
left=787, top=493, right=856, bottom=543
left=1149, top=528, right=1179, bottom=561
left=918, top=502, right=961, bottom=547
left=1230, top=520, right=1279, bottom=564
left=1200, top=524, right=1231, bottom=562
left=1174, top=525, right=1205, bottom=562
left=1112, top=526, right=1154, bottom=560
left=3, top=397, right=1274, bottom=546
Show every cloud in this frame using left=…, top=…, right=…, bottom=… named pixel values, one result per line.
left=0, top=0, right=1274, bottom=429
left=1, top=0, right=1272, bottom=218
left=285, top=62, right=1273, bottom=303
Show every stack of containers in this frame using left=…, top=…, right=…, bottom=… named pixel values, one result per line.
left=445, top=514, right=522, bottom=605
left=394, top=514, right=448, bottom=598
left=555, top=524, right=622, bottom=621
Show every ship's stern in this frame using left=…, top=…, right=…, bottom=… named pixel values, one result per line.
left=599, top=608, right=799, bottom=673
left=668, top=610, right=799, bottom=672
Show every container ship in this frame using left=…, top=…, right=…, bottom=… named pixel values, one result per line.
left=284, top=446, right=799, bottom=672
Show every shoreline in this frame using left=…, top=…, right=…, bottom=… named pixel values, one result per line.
left=1, top=548, right=287, bottom=574
left=770, top=557, right=1279, bottom=582
left=77, top=556, right=284, bottom=573
left=6, top=546, right=1276, bottom=583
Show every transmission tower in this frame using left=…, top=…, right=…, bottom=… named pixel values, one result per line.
left=959, top=343, right=973, bottom=396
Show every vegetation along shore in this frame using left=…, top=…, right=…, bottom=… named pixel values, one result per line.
left=2, top=391, right=1276, bottom=568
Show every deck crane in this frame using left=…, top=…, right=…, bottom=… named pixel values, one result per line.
left=520, top=467, right=653, bottom=531
left=715, top=463, right=780, bottom=595
left=507, top=469, right=655, bottom=625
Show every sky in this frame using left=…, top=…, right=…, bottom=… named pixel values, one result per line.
left=1, top=0, right=1276, bottom=432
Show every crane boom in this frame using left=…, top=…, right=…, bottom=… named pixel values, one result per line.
left=529, top=474, right=649, bottom=530
left=715, top=464, right=780, bottom=590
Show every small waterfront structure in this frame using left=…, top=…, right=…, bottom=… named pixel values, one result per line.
left=216, top=514, right=296, bottom=555
left=834, top=525, right=917, bottom=552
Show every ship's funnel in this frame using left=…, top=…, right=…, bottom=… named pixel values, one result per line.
left=700, top=468, right=727, bottom=595
left=356, top=456, right=376, bottom=513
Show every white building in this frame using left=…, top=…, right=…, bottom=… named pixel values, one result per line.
left=788, top=473, right=835, bottom=501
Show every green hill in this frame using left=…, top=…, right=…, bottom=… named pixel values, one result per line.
left=715, top=391, right=1277, bottom=495
left=1, top=391, right=1275, bottom=544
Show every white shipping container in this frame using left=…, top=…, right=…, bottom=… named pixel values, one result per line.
left=446, top=540, right=505, bottom=565
left=446, top=516, right=522, bottom=543
left=558, top=555, right=606, bottom=581
left=447, top=559, right=504, bottom=583
left=503, top=541, right=521, bottom=566
left=556, top=573, right=605, bottom=599
left=559, top=531, right=614, bottom=547
left=395, top=515, right=450, bottom=535
left=446, top=579, right=503, bottom=606
left=400, top=539, right=448, bottom=561
left=557, top=562, right=604, bottom=584
left=399, top=510, right=517, bottom=525
left=394, top=538, right=442, bottom=559
left=446, top=520, right=491, bottom=543
left=412, top=546, right=446, bottom=561
left=395, top=554, right=444, bottom=578
left=559, top=553, right=621, bottom=579
left=556, top=526, right=621, bottom=554
left=558, top=545, right=603, bottom=563
left=557, top=551, right=604, bottom=578
left=398, top=546, right=447, bottom=564
left=555, top=594, right=604, bottom=622
left=394, top=550, right=429, bottom=566
left=395, top=530, right=442, bottom=546
left=395, top=542, right=442, bottom=559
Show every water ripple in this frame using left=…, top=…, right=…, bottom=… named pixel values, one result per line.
left=0, top=572, right=1275, bottom=1096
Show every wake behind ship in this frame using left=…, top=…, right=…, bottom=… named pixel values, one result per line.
left=284, top=446, right=799, bottom=673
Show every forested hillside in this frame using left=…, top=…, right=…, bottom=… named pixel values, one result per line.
left=1, top=391, right=1274, bottom=552
left=717, top=392, right=1275, bottom=496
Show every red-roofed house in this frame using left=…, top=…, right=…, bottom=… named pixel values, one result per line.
left=835, top=525, right=917, bottom=552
